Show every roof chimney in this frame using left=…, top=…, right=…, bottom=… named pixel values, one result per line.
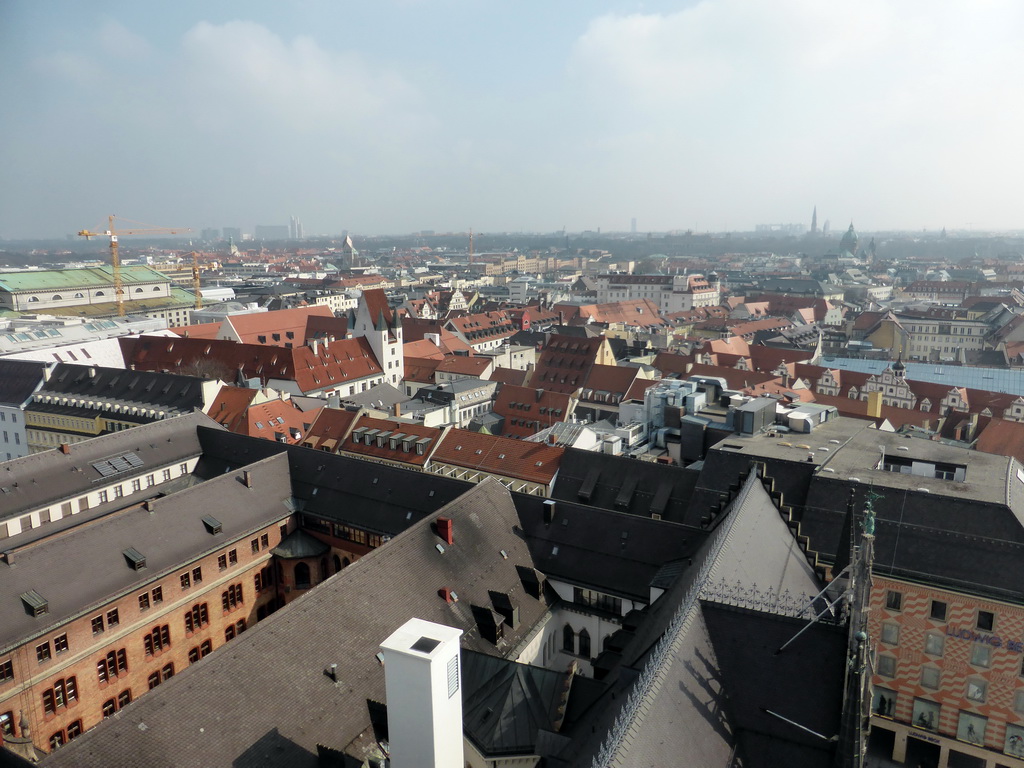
left=243, top=470, right=253, bottom=488
left=543, top=499, right=556, bottom=525
left=436, top=516, right=453, bottom=545
left=393, top=402, right=401, bottom=418
left=59, top=443, right=70, bottom=455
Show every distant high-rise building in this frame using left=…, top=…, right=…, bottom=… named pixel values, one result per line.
left=222, top=227, right=242, bottom=242
left=811, top=206, right=818, bottom=234
left=823, top=219, right=831, bottom=236
left=289, top=216, right=303, bottom=241
left=200, top=228, right=220, bottom=241
left=631, top=217, right=637, bottom=234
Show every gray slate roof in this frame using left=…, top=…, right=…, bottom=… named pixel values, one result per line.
left=0, top=410, right=218, bottom=527
left=1, top=451, right=292, bottom=653
left=194, top=426, right=474, bottom=536
left=42, top=479, right=551, bottom=768
left=0, top=358, right=47, bottom=406
left=36, top=363, right=208, bottom=413
left=462, top=649, right=569, bottom=757
left=271, top=528, right=330, bottom=559
left=514, top=494, right=705, bottom=602
left=552, top=447, right=699, bottom=522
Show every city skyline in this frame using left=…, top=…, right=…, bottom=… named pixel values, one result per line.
left=2, top=0, right=1023, bottom=239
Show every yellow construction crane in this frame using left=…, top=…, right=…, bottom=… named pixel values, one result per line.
left=78, top=215, right=190, bottom=316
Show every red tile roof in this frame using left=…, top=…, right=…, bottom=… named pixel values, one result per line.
left=224, top=306, right=335, bottom=345
left=360, top=288, right=394, bottom=327
left=624, top=377, right=661, bottom=402
left=531, top=334, right=608, bottom=394
left=402, top=318, right=475, bottom=355
left=747, top=346, right=815, bottom=373
left=976, top=418, right=1024, bottom=463
left=206, top=386, right=258, bottom=432
left=246, top=398, right=316, bottom=444
left=403, top=356, right=442, bottom=384
left=580, top=365, right=644, bottom=401
left=684, top=363, right=780, bottom=390
left=435, top=356, right=493, bottom=377
left=291, top=338, right=383, bottom=394
left=301, top=408, right=360, bottom=451
left=341, top=415, right=444, bottom=467
left=445, top=310, right=517, bottom=346
left=572, top=299, right=670, bottom=328
left=492, top=384, right=575, bottom=439
left=490, top=367, right=530, bottom=386
left=653, top=351, right=695, bottom=377
left=171, top=321, right=222, bottom=339
left=121, top=335, right=383, bottom=395
left=432, top=429, right=563, bottom=485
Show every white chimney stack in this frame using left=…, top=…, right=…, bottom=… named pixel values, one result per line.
left=380, top=618, right=464, bottom=768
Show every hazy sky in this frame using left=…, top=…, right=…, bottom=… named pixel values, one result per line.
left=2, top=0, right=1023, bottom=239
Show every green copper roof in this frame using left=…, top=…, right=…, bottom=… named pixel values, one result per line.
left=0, top=265, right=172, bottom=292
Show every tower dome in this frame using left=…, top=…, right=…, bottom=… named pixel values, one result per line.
left=840, top=223, right=859, bottom=254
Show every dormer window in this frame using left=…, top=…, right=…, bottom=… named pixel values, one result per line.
left=21, top=590, right=49, bottom=617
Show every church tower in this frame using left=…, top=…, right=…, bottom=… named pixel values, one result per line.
left=811, top=206, right=818, bottom=234
left=351, top=289, right=404, bottom=386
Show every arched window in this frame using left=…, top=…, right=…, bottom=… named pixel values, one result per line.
left=135, top=287, right=144, bottom=293
left=578, top=628, right=591, bottom=659
left=319, top=557, right=328, bottom=581
left=52, top=295, right=62, bottom=300
left=294, top=562, right=311, bottom=589
left=562, top=624, right=575, bottom=654
left=153, top=286, right=160, bottom=291
left=333, top=555, right=342, bottom=573
left=28, top=296, right=39, bottom=302
left=74, top=293, right=84, bottom=299
left=95, top=291, right=105, bottom=297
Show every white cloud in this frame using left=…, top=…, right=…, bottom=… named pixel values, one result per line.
left=566, top=0, right=1024, bottom=229
left=177, top=21, right=424, bottom=132
left=98, top=19, right=153, bottom=59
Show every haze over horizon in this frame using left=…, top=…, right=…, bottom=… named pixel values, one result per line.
left=3, top=0, right=1022, bottom=240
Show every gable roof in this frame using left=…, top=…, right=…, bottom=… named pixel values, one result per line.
left=245, top=398, right=315, bottom=444
left=360, top=288, right=394, bottom=326
left=206, top=385, right=259, bottom=432
left=0, top=358, right=48, bottom=406
left=121, top=335, right=383, bottom=394
left=435, top=355, right=493, bottom=377
left=531, top=334, right=608, bottom=394
left=490, top=367, right=530, bottom=387
left=36, top=363, right=208, bottom=414
left=340, top=415, right=445, bottom=467
left=493, top=385, right=575, bottom=439
left=581, top=364, right=642, bottom=400
left=433, top=429, right=564, bottom=485
left=300, top=407, right=361, bottom=451
left=223, top=305, right=335, bottom=345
